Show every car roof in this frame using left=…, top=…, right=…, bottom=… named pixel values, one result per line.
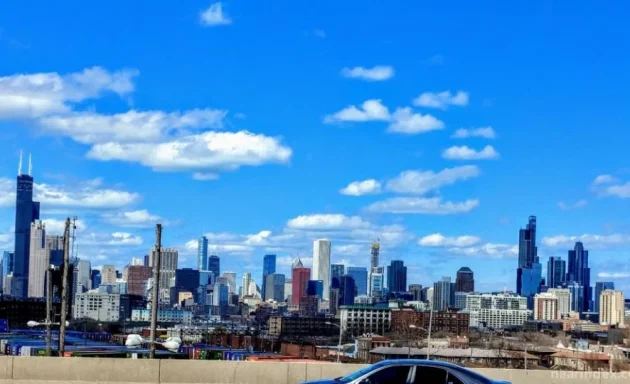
left=372, top=359, right=463, bottom=369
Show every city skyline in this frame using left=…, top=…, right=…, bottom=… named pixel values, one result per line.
left=0, top=1, right=629, bottom=295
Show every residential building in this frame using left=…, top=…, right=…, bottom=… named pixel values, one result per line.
left=370, top=242, right=380, bottom=270
left=455, top=267, right=474, bottom=292
left=127, top=266, right=152, bottom=297
left=567, top=242, right=591, bottom=312
left=339, top=305, right=391, bottom=334
left=12, top=156, right=41, bottom=298
left=130, top=309, right=193, bottom=325
left=594, top=282, right=615, bottom=314
left=101, top=265, right=117, bottom=285
left=433, top=277, right=453, bottom=311
left=466, top=293, right=530, bottom=329
left=73, top=290, right=120, bottom=322
left=534, top=293, right=559, bottom=320
left=312, top=239, right=331, bottom=301
left=409, top=284, right=422, bottom=301
left=208, top=255, right=220, bottom=277
left=27, top=220, right=46, bottom=298
left=369, top=271, right=384, bottom=298
left=454, top=292, right=469, bottom=310
left=340, top=275, right=356, bottom=306
left=262, top=254, right=276, bottom=300
left=547, top=288, right=571, bottom=317
left=357, top=335, right=391, bottom=363
left=391, top=308, right=469, bottom=335
left=149, top=247, right=178, bottom=303
left=291, top=260, right=310, bottom=305
left=547, top=256, right=566, bottom=288
left=387, top=260, right=407, bottom=293
left=599, top=290, right=624, bottom=326
left=267, top=316, right=339, bottom=337
left=299, top=295, right=319, bottom=317
left=197, top=236, right=208, bottom=271
left=265, top=273, right=285, bottom=302
left=347, top=267, right=368, bottom=296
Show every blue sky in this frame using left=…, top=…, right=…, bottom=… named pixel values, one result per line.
left=1, top=1, right=629, bottom=294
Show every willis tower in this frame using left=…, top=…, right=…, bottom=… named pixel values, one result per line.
left=516, top=216, right=542, bottom=308
left=12, top=152, right=40, bottom=298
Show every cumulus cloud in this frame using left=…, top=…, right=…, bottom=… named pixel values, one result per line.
left=0, top=66, right=137, bottom=119
left=192, top=172, right=219, bottom=181
left=592, top=174, right=617, bottom=186
left=324, top=99, right=390, bottom=123
left=41, top=218, right=87, bottom=235
left=603, top=182, right=630, bottom=198
left=80, top=232, right=143, bottom=246
left=101, top=209, right=162, bottom=228
left=341, top=66, right=394, bottom=81
left=385, top=165, right=480, bottom=195
left=542, top=234, right=630, bottom=249
left=442, top=145, right=500, bottom=160
left=0, top=177, right=139, bottom=209
left=287, top=214, right=370, bottom=230
left=598, top=272, right=630, bottom=279
left=340, top=179, right=381, bottom=196
left=451, top=127, right=496, bottom=139
left=413, top=90, right=469, bottom=109
left=418, top=233, right=481, bottom=247
left=557, top=200, right=587, bottom=211
left=387, top=107, right=444, bottom=134
left=448, top=243, right=518, bottom=259
left=366, top=197, right=479, bottom=215
left=87, top=130, right=292, bottom=173
left=200, top=2, right=232, bottom=26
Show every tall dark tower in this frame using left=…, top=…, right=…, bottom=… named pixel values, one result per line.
left=567, top=242, right=591, bottom=312
left=455, top=267, right=475, bottom=292
left=12, top=152, right=40, bottom=298
left=516, top=215, right=538, bottom=295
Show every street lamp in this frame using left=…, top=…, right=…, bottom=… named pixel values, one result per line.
left=27, top=320, right=70, bottom=357
left=125, top=334, right=181, bottom=352
left=524, top=343, right=534, bottom=371
left=407, top=324, right=430, bottom=358
left=325, top=322, right=342, bottom=363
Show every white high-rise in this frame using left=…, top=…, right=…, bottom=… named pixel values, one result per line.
left=101, top=265, right=117, bottom=285
left=242, top=272, right=252, bottom=296
left=223, top=271, right=237, bottom=294
left=149, top=247, right=178, bottom=303
left=27, top=220, right=46, bottom=298
left=599, top=290, right=624, bottom=326
left=547, top=288, right=571, bottom=317
left=312, top=238, right=331, bottom=301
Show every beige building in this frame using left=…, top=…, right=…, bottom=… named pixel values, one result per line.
left=27, top=221, right=47, bottom=298
left=547, top=288, right=571, bottom=317
left=101, top=265, right=117, bottom=285
left=534, top=292, right=559, bottom=320
left=599, top=289, right=624, bottom=326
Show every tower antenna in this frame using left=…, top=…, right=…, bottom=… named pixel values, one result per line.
left=28, top=153, right=32, bottom=176
left=18, top=150, right=23, bottom=175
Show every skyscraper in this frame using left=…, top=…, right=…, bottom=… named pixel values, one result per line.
left=369, top=272, right=384, bottom=298
left=595, top=281, right=615, bottom=314
left=222, top=271, right=237, bottom=294
left=101, top=265, right=117, bottom=285
left=331, top=263, right=345, bottom=289
left=27, top=220, right=46, bottom=298
left=547, top=256, right=566, bottom=288
left=409, top=284, right=423, bottom=301
left=1, top=251, right=13, bottom=294
left=339, top=275, right=356, bottom=306
left=13, top=153, right=41, bottom=298
left=567, top=242, right=591, bottom=312
left=312, top=239, right=331, bottom=301
left=347, top=267, right=368, bottom=296
left=208, top=255, right=220, bottom=277
left=370, top=242, right=380, bottom=270
left=433, top=277, right=453, bottom=311
left=306, top=280, right=324, bottom=298
left=291, top=258, right=311, bottom=305
left=455, top=267, right=474, bottom=292
left=516, top=216, right=542, bottom=307
left=198, top=236, right=208, bottom=271
left=262, top=254, right=276, bottom=300
left=599, top=290, right=624, bottom=326
left=242, top=272, right=252, bottom=297
left=265, top=273, right=285, bottom=302
left=387, top=260, right=407, bottom=293
left=91, top=269, right=102, bottom=289
left=149, top=247, right=178, bottom=303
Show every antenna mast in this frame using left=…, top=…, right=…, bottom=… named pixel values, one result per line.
left=28, top=153, right=32, bottom=176
left=18, top=150, right=22, bottom=175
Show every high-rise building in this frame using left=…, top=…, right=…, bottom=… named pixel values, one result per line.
left=27, top=220, right=47, bottom=298
left=331, top=263, right=345, bottom=289
left=242, top=272, right=252, bottom=296
left=455, top=267, right=474, bottom=292
left=291, top=259, right=311, bottom=305
left=12, top=154, right=41, bottom=298
left=370, top=242, right=380, bottom=270
left=466, top=293, right=530, bottom=328
left=595, top=282, right=615, bottom=313
left=312, top=239, right=331, bottom=301
left=213, top=281, right=229, bottom=315
left=91, top=269, right=102, bottom=289
left=265, top=273, right=285, bottom=302
left=2, top=252, right=14, bottom=294
left=599, top=290, right=624, bottom=326
left=75, top=259, right=92, bottom=293
left=339, top=275, right=356, bottom=306
left=262, top=254, right=276, bottom=300
left=47, top=236, right=63, bottom=267
left=534, top=293, right=559, bottom=320
left=567, top=242, right=591, bottom=312
left=127, top=266, right=151, bottom=297
left=208, top=255, right=220, bottom=277
left=547, top=288, right=571, bottom=317
left=409, top=284, right=423, bottom=301
left=73, top=290, right=120, bottom=322
left=198, top=236, right=208, bottom=271
left=222, top=271, right=237, bottom=294
left=433, top=277, right=453, bottom=311
left=149, top=247, right=178, bottom=303
left=306, top=280, right=323, bottom=299
left=347, top=267, right=368, bottom=296
left=516, top=216, right=538, bottom=298
left=369, top=272, right=384, bottom=298
left=387, top=260, right=407, bottom=293
left=547, top=256, right=566, bottom=288
left=566, top=282, right=585, bottom=313
left=101, top=265, right=117, bottom=285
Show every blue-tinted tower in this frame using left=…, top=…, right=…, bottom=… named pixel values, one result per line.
left=347, top=267, right=368, bottom=296
left=339, top=275, right=356, bottom=306
left=306, top=280, right=324, bottom=299
left=198, top=236, right=208, bottom=271
left=262, top=254, right=276, bottom=300
left=387, top=260, right=407, bottom=293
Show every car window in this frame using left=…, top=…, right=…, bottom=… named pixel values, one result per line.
left=413, top=367, right=452, bottom=384
left=364, top=366, right=411, bottom=384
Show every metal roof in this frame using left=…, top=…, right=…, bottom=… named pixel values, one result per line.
left=370, top=347, right=539, bottom=359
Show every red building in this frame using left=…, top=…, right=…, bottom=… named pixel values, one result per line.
left=391, top=308, right=469, bottom=335
left=127, top=265, right=152, bottom=296
left=292, top=263, right=311, bottom=305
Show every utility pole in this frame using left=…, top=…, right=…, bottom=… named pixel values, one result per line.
left=45, top=266, right=53, bottom=356
left=58, top=217, right=71, bottom=357
left=149, top=224, right=162, bottom=359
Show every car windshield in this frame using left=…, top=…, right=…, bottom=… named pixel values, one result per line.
left=337, top=364, right=380, bottom=383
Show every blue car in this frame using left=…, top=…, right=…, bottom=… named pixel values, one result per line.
left=301, top=359, right=511, bottom=384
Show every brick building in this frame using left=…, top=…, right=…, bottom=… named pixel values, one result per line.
left=391, top=308, right=469, bottom=335
left=127, top=266, right=152, bottom=297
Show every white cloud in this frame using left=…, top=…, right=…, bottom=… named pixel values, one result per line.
left=366, top=197, right=479, bottom=214
left=41, top=218, right=87, bottom=235
left=87, top=130, right=292, bottom=173
left=287, top=214, right=370, bottom=230
left=413, top=90, right=469, bottom=109
left=452, top=127, right=496, bottom=139
left=0, top=177, right=139, bottom=209
left=101, top=209, right=162, bottom=228
left=200, top=2, right=232, bottom=26
left=598, top=272, right=630, bottom=279
left=324, top=99, right=390, bottom=123
left=604, top=182, right=630, bottom=198
left=448, top=243, right=518, bottom=259
left=0, top=66, right=138, bottom=119
left=442, top=145, right=500, bottom=160
left=0, top=228, right=13, bottom=250
left=592, top=174, right=617, bottom=186
left=244, top=230, right=273, bottom=246
left=80, top=232, right=143, bottom=246
left=387, top=107, right=444, bottom=134
left=419, top=233, right=481, bottom=247
left=340, top=179, right=381, bottom=196
left=341, top=66, right=394, bottom=81
left=192, top=172, right=219, bottom=181
left=333, top=244, right=366, bottom=256
left=558, top=200, right=588, bottom=211
left=385, top=165, right=480, bottom=195
left=542, top=234, right=630, bottom=249
left=38, top=108, right=226, bottom=144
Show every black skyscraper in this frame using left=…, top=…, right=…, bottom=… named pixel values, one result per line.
left=455, top=267, right=475, bottom=292
left=567, top=242, right=591, bottom=311
left=547, top=256, right=566, bottom=288
left=208, top=255, right=220, bottom=277
left=387, top=260, right=407, bottom=293
left=12, top=155, right=40, bottom=298
left=516, top=215, right=537, bottom=295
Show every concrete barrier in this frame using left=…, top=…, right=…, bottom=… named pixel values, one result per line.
left=0, top=357, right=628, bottom=384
